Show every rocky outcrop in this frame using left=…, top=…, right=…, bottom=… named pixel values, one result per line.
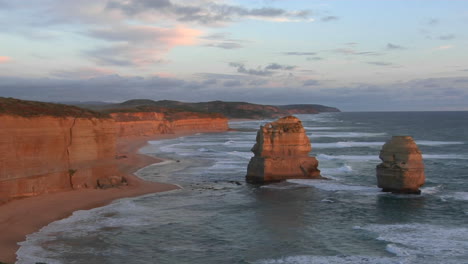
left=376, top=136, right=425, bottom=194
left=246, top=116, right=321, bottom=183
left=111, top=111, right=228, bottom=137
left=0, top=115, right=117, bottom=202
left=110, top=112, right=173, bottom=137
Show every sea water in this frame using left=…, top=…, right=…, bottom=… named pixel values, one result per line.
left=17, top=112, right=468, bottom=264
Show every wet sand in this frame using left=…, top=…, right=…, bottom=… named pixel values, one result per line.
left=0, top=133, right=193, bottom=263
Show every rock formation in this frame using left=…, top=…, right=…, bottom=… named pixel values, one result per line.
left=110, top=112, right=228, bottom=137
left=376, top=136, right=425, bottom=194
left=0, top=115, right=117, bottom=202
left=0, top=97, right=230, bottom=202
left=246, top=116, right=321, bottom=183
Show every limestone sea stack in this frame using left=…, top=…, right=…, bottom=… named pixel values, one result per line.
left=376, top=136, right=425, bottom=194
left=246, top=116, right=321, bottom=183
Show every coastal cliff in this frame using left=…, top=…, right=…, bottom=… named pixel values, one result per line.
left=110, top=110, right=228, bottom=137
left=0, top=98, right=230, bottom=202
left=0, top=98, right=117, bottom=202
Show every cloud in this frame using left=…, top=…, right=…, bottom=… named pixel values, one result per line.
left=332, top=48, right=380, bottom=56
left=303, top=79, right=319, bottom=86
left=282, top=52, right=316, bottom=56
left=105, top=0, right=313, bottom=25
left=223, top=80, right=242, bottom=87
left=321, top=16, right=339, bottom=22
left=386, top=43, right=406, bottom=50
left=205, top=42, right=243, bottom=49
left=85, top=25, right=201, bottom=66
left=2, top=75, right=468, bottom=111
left=306, top=57, right=323, bottom=61
left=439, top=34, right=455, bottom=40
left=367, top=61, right=393, bottom=66
left=201, top=32, right=245, bottom=49
left=434, top=45, right=453, bottom=51
left=427, top=18, right=439, bottom=26
left=228, top=62, right=272, bottom=76
left=0, top=56, right=11, bottom=63
left=228, top=62, right=295, bottom=76
left=50, top=67, right=115, bottom=79
left=265, top=63, right=295, bottom=70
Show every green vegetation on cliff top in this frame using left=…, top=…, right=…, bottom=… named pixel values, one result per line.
left=80, top=99, right=340, bottom=119
left=0, top=97, right=108, bottom=118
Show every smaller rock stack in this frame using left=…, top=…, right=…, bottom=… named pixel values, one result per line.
left=246, top=116, right=321, bottom=183
left=376, top=136, right=425, bottom=194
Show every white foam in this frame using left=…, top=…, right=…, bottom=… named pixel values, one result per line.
left=309, top=132, right=386, bottom=138
left=385, top=244, right=410, bottom=257
left=313, top=141, right=384, bottom=148
left=422, top=154, right=468, bottom=160
left=287, top=179, right=379, bottom=193
left=304, top=126, right=340, bottom=130
left=227, top=151, right=253, bottom=160
left=420, top=185, right=442, bottom=195
left=416, top=140, right=465, bottom=146
left=442, top=192, right=468, bottom=201
left=317, top=154, right=380, bottom=161
left=358, top=224, right=468, bottom=258
left=256, top=255, right=401, bottom=264
left=320, top=165, right=353, bottom=176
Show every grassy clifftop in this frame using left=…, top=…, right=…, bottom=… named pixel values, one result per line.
left=80, top=99, right=340, bottom=119
left=0, top=97, right=108, bottom=118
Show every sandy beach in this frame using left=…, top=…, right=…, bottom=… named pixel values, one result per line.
left=0, top=133, right=190, bottom=263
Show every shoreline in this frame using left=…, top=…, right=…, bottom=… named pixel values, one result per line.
left=0, top=131, right=199, bottom=263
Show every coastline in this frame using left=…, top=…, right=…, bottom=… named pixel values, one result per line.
left=0, top=132, right=195, bottom=263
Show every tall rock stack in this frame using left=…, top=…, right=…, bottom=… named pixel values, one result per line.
left=246, top=116, right=321, bottom=183
left=376, top=136, right=425, bottom=194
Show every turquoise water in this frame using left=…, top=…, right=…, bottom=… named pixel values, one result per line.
left=17, top=112, right=468, bottom=264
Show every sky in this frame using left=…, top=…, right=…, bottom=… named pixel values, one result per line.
left=0, top=0, right=467, bottom=111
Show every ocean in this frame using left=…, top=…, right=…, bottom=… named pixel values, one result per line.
left=17, top=112, right=468, bottom=264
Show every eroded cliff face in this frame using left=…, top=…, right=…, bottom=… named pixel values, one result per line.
left=0, top=115, right=117, bottom=202
left=110, top=112, right=173, bottom=137
left=111, top=112, right=228, bottom=137
left=376, top=136, right=425, bottom=194
left=0, top=100, right=229, bottom=202
left=246, top=116, right=321, bottom=183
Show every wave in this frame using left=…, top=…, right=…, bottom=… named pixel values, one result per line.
left=255, top=255, right=401, bottom=264
left=227, top=151, right=253, bottom=160
left=420, top=185, right=443, bottom=195
left=304, top=126, right=340, bottom=130
left=317, top=153, right=468, bottom=161
left=357, top=224, right=468, bottom=259
left=416, top=140, right=464, bottom=146
left=313, top=140, right=464, bottom=149
left=320, top=165, right=353, bottom=175
left=287, top=179, right=379, bottom=193
left=309, top=132, right=386, bottom=138
left=423, top=154, right=468, bottom=160
left=17, top=200, right=151, bottom=264
left=317, top=154, right=380, bottom=161
left=314, top=141, right=384, bottom=148
left=441, top=192, right=468, bottom=201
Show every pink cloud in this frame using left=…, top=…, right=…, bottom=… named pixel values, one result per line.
left=87, top=25, right=202, bottom=67
left=0, top=56, right=11, bottom=63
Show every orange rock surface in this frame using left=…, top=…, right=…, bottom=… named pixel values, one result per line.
left=246, top=116, right=321, bottom=183
left=111, top=112, right=228, bottom=137
left=0, top=115, right=117, bottom=202
left=376, top=136, right=425, bottom=194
